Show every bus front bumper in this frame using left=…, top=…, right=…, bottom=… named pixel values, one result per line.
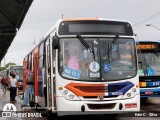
left=140, top=87, right=160, bottom=98
left=56, top=95, right=140, bottom=116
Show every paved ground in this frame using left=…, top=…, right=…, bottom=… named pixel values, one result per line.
left=0, top=84, right=160, bottom=120
left=0, top=85, right=46, bottom=120
left=0, top=86, right=21, bottom=120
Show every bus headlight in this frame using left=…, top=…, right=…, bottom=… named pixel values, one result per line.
left=65, top=91, right=80, bottom=100
left=63, top=90, right=68, bottom=95
left=69, top=94, right=75, bottom=99
left=122, top=87, right=137, bottom=99
left=58, top=87, right=80, bottom=101
left=127, top=93, right=131, bottom=97
left=132, top=88, right=136, bottom=93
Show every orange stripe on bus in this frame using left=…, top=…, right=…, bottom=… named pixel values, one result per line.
left=65, top=83, right=105, bottom=96
left=63, top=18, right=99, bottom=21
left=34, top=47, right=39, bottom=96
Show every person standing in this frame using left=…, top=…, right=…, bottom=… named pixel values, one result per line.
left=10, top=72, right=18, bottom=102
left=21, top=67, right=34, bottom=107
left=1, top=76, right=8, bottom=94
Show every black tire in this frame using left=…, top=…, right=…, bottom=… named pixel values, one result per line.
left=141, top=98, right=148, bottom=104
left=44, top=87, right=47, bottom=107
left=47, top=111, right=58, bottom=120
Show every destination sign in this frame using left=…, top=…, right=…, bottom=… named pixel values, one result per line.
left=136, top=44, right=156, bottom=50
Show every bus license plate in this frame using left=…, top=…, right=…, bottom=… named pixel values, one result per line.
left=145, top=91, right=153, bottom=95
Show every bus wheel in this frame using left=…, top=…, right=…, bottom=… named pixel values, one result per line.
left=141, top=98, right=148, bottom=104
left=47, top=111, right=58, bottom=119
left=44, top=87, right=47, bottom=107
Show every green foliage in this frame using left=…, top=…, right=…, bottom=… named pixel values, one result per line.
left=5, top=62, right=16, bottom=69
left=0, top=67, right=5, bottom=71
left=0, top=62, right=16, bottom=72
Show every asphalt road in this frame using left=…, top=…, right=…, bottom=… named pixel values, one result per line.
left=21, top=97, right=160, bottom=120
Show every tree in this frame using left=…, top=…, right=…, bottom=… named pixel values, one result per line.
left=0, top=67, right=5, bottom=71
left=0, top=62, right=16, bottom=72
left=5, top=62, right=16, bottom=69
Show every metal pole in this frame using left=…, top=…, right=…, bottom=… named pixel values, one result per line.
left=146, top=24, right=160, bottom=31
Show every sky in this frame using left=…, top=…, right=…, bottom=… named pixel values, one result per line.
left=2, top=0, right=160, bottom=66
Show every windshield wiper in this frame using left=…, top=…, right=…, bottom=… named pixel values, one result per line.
left=107, top=35, right=119, bottom=55
left=154, top=50, right=160, bottom=57
left=77, top=34, right=95, bottom=60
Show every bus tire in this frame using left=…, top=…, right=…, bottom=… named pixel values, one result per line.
left=47, top=110, right=58, bottom=119
left=44, top=87, right=47, bottom=107
left=141, top=98, right=148, bottom=104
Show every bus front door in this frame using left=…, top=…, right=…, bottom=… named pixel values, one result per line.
left=45, top=38, right=55, bottom=111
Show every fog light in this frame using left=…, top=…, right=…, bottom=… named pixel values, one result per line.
left=81, top=105, right=85, bottom=112
left=119, top=103, right=123, bottom=110
left=127, top=93, right=131, bottom=97
left=63, top=90, right=68, bottom=95
left=69, top=94, right=74, bottom=99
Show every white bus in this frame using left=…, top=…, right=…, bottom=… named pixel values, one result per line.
left=24, top=18, right=140, bottom=116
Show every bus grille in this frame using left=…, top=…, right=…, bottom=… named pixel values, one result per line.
left=75, top=86, right=107, bottom=93
left=87, top=103, right=116, bottom=110
left=83, top=95, right=118, bottom=99
left=65, top=81, right=133, bottom=99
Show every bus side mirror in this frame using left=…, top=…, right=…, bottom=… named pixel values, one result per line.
left=52, top=36, right=59, bottom=49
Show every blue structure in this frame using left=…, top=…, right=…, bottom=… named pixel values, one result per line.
left=137, top=40, right=160, bottom=100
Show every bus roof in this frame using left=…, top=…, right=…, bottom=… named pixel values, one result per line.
left=63, top=18, right=99, bottom=21
left=63, top=18, right=131, bottom=23
left=136, top=40, right=160, bottom=43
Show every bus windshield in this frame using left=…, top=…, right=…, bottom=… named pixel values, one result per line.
left=138, top=52, right=160, bottom=76
left=10, top=66, right=23, bottom=81
left=1, top=70, right=7, bottom=78
left=59, top=37, right=136, bottom=81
